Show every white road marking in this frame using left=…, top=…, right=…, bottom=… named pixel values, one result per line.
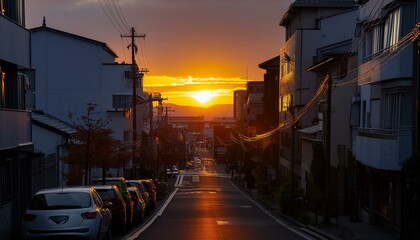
left=229, top=180, right=314, bottom=240
left=192, top=175, right=200, bottom=182
left=174, top=175, right=184, bottom=187
left=123, top=187, right=179, bottom=240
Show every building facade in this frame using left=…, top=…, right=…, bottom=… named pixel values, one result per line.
left=278, top=0, right=357, bottom=192
left=352, top=0, right=416, bottom=234
left=233, top=90, right=247, bottom=121
left=0, top=0, right=33, bottom=238
left=30, top=23, right=148, bottom=182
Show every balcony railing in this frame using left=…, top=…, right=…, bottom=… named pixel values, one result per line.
left=358, top=127, right=411, bottom=138
left=354, top=126, right=412, bottom=170
left=0, top=109, right=31, bottom=150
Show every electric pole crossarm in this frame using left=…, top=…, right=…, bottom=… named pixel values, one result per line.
left=120, top=27, right=146, bottom=142
left=120, top=27, right=146, bottom=177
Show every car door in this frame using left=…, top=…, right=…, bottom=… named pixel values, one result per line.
left=92, top=190, right=111, bottom=237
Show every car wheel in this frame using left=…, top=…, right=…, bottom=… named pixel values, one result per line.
left=127, top=215, right=133, bottom=230
left=133, top=212, right=138, bottom=226
left=96, top=224, right=102, bottom=240
left=119, top=224, right=126, bottom=235
left=105, top=225, right=112, bottom=240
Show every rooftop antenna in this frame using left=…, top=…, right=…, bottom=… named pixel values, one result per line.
left=42, top=16, right=46, bottom=27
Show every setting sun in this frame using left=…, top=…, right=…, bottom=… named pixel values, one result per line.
left=190, top=91, right=216, bottom=104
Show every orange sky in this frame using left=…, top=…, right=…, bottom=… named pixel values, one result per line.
left=25, top=0, right=293, bottom=107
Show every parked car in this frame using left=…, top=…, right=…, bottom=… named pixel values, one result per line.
left=172, top=167, right=179, bottom=176
left=126, top=180, right=151, bottom=215
left=92, top=177, right=134, bottom=229
left=128, top=186, right=146, bottom=224
left=166, top=167, right=179, bottom=177
left=166, top=168, right=173, bottom=178
left=93, top=185, right=127, bottom=234
left=22, top=186, right=112, bottom=240
left=140, top=179, right=157, bottom=210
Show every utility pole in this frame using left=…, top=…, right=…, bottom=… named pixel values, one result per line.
left=121, top=27, right=145, bottom=176
left=323, top=73, right=332, bottom=224
left=165, top=106, right=175, bottom=123
left=290, top=95, right=296, bottom=191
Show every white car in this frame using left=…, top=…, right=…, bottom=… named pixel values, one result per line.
left=22, top=186, right=112, bottom=240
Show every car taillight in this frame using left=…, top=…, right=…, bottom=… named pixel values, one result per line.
left=23, top=214, right=36, bottom=221
left=81, top=211, right=97, bottom=219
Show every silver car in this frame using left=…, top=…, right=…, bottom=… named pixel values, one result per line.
left=22, top=186, right=112, bottom=240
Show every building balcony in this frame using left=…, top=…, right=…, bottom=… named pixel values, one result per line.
left=0, top=14, right=30, bottom=68
left=359, top=44, right=413, bottom=85
left=0, top=109, right=31, bottom=150
left=353, top=127, right=411, bottom=171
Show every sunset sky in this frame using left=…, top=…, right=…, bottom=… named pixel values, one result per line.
left=25, top=0, right=293, bottom=107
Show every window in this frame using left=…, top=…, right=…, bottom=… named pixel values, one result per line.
left=383, top=93, right=397, bottom=130
left=113, top=95, right=132, bottom=109
left=281, top=94, right=291, bottom=112
left=364, top=7, right=401, bottom=59
left=1, top=0, right=4, bottom=15
left=1, top=69, right=5, bottom=108
left=382, top=88, right=411, bottom=131
left=383, top=8, right=401, bottom=50
left=364, top=24, right=383, bottom=57
left=280, top=61, right=291, bottom=78
left=1, top=159, right=12, bottom=206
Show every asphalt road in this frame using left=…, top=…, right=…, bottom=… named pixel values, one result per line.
left=122, top=170, right=311, bottom=240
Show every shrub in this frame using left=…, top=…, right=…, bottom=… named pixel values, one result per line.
left=156, top=182, right=167, bottom=199
left=275, top=181, right=306, bottom=216
left=255, top=181, right=270, bottom=198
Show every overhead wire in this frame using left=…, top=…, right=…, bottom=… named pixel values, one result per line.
left=333, top=0, right=400, bottom=84
left=335, top=26, right=417, bottom=87
left=97, top=0, right=128, bottom=34
left=237, top=12, right=420, bottom=143
left=237, top=76, right=329, bottom=142
left=114, top=0, right=131, bottom=30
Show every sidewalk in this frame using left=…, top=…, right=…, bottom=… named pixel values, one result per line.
left=234, top=180, right=398, bottom=240
left=314, top=215, right=398, bottom=240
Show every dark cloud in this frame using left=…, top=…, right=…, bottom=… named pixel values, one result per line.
left=26, top=0, right=294, bottom=79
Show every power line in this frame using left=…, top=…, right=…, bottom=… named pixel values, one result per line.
left=97, top=0, right=129, bottom=34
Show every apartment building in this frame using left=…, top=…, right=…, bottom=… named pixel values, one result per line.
left=352, top=0, right=416, bottom=233
left=278, top=0, right=357, bottom=190
left=30, top=23, right=148, bottom=182
left=0, top=0, right=33, bottom=238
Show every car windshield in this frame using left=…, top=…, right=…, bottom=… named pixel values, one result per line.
left=96, top=189, right=115, bottom=201
left=127, top=182, right=146, bottom=194
left=93, top=179, right=127, bottom=194
left=141, top=182, right=152, bottom=191
left=28, top=192, right=91, bottom=210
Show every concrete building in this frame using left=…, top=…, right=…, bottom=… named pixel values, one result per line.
left=245, top=81, right=264, bottom=136
left=352, top=0, right=416, bottom=234
left=259, top=56, right=280, bottom=183
left=305, top=42, right=359, bottom=219
left=278, top=0, right=357, bottom=190
left=233, top=90, right=247, bottom=121
left=0, top=1, right=33, bottom=238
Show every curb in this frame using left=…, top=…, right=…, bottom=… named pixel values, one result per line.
left=231, top=179, right=342, bottom=240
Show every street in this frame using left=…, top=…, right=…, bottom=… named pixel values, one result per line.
left=121, top=162, right=310, bottom=240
